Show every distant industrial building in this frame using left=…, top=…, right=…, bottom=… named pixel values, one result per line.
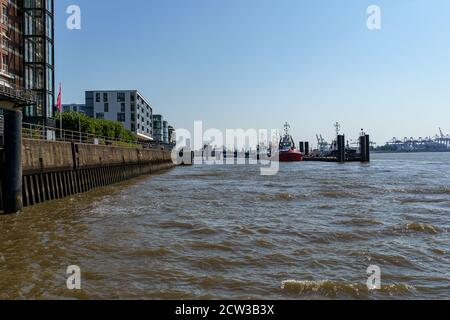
left=85, top=90, right=153, bottom=141
left=379, top=128, right=450, bottom=152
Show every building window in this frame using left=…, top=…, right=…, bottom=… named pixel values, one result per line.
left=130, top=103, right=135, bottom=112
left=131, top=124, right=135, bottom=132
left=117, top=92, right=125, bottom=103
left=104, top=103, right=109, bottom=112
left=130, top=93, right=135, bottom=102
left=1, top=54, right=7, bottom=73
left=117, top=113, right=125, bottom=122
left=96, top=93, right=101, bottom=102
left=103, top=93, right=108, bottom=102
left=2, top=6, right=8, bottom=25
left=96, top=113, right=104, bottom=119
left=2, top=33, right=9, bottom=50
left=121, top=103, right=126, bottom=112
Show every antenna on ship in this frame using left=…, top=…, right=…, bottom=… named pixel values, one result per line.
left=284, top=122, right=291, bottom=135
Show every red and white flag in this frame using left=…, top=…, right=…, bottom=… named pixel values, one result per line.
left=56, top=83, right=62, bottom=111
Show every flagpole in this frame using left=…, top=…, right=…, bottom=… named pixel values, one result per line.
left=60, top=106, right=62, bottom=139
left=58, top=83, right=62, bottom=140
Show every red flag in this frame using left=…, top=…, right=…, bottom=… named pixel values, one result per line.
left=56, top=83, right=62, bottom=111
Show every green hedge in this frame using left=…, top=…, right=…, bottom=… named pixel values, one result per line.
left=55, top=111, right=137, bottom=143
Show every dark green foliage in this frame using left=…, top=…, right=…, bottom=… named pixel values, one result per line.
left=54, top=111, right=136, bottom=143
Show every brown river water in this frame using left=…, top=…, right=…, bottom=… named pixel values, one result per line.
left=0, top=153, right=449, bottom=300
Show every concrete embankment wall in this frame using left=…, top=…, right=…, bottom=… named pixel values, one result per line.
left=1, top=139, right=174, bottom=210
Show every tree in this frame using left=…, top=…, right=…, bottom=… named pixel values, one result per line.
left=55, top=111, right=137, bottom=144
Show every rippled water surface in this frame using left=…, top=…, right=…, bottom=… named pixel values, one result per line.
left=0, top=153, right=449, bottom=299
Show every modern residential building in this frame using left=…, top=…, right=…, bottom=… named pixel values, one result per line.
left=163, top=120, right=168, bottom=144
left=62, top=103, right=90, bottom=115
left=168, top=125, right=175, bottom=144
left=152, top=115, right=175, bottom=145
left=152, top=114, right=163, bottom=143
left=85, top=90, right=153, bottom=141
left=0, top=0, right=55, bottom=126
left=23, top=0, right=55, bottom=125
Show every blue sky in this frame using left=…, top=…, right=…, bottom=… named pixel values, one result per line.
left=55, top=0, right=450, bottom=145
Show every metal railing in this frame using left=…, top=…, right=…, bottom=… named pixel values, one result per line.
left=22, top=122, right=140, bottom=148
left=21, top=122, right=175, bottom=150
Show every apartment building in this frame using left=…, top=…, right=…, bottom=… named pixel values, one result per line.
left=62, top=103, right=92, bottom=117
left=0, top=0, right=22, bottom=89
left=152, top=114, right=163, bottom=143
left=0, top=0, right=55, bottom=125
left=152, top=114, right=175, bottom=145
left=85, top=90, right=153, bottom=141
left=168, top=125, right=175, bottom=144
left=163, top=120, right=168, bottom=144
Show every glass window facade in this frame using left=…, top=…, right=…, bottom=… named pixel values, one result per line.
left=23, top=0, right=55, bottom=124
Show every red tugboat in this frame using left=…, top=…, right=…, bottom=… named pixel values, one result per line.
left=278, top=122, right=304, bottom=162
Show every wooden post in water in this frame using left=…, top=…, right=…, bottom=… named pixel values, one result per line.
left=360, top=135, right=370, bottom=163
left=245, top=150, right=250, bottom=164
left=337, top=135, right=345, bottom=163
left=359, top=135, right=367, bottom=162
left=365, top=135, right=370, bottom=163
left=299, top=142, right=305, bottom=153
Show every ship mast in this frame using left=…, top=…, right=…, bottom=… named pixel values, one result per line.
left=334, top=122, right=341, bottom=137
left=284, top=122, right=291, bottom=136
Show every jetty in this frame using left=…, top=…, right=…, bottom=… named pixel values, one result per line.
left=304, top=134, right=371, bottom=163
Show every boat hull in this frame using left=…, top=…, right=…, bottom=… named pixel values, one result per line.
left=279, top=150, right=304, bottom=162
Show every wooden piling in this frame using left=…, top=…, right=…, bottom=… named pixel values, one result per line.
left=337, top=135, right=346, bottom=163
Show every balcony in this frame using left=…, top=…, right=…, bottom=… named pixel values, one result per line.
left=0, top=82, right=37, bottom=110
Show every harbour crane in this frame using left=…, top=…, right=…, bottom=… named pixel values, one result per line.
left=316, top=134, right=330, bottom=153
